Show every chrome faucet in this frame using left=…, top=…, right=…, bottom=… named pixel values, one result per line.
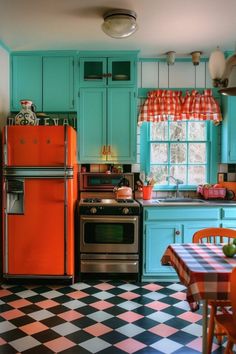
left=167, top=176, right=184, bottom=198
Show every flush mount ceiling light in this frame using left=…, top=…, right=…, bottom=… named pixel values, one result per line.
left=102, top=9, right=138, bottom=39
left=209, top=47, right=236, bottom=95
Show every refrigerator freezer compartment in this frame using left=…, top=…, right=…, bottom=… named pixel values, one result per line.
left=3, top=125, right=77, bottom=167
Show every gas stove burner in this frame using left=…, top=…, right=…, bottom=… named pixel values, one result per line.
left=83, top=198, right=102, bottom=203
left=116, top=199, right=134, bottom=203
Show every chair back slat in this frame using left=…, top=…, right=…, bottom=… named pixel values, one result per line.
left=192, top=227, right=236, bottom=244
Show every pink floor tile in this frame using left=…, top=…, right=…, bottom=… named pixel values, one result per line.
left=146, top=301, right=170, bottom=311
left=118, top=292, right=140, bottom=300
left=45, top=337, right=76, bottom=352
left=115, top=338, right=147, bottom=353
left=0, top=338, right=6, bottom=345
left=8, top=299, right=31, bottom=308
left=67, top=290, right=88, bottom=299
left=149, top=323, right=178, bottom=337
left=178, top=311, right=202, bottom=323
left=0, top=289, right=12, bottom=297
left=90, top=300, right=114, bottom=310
left=142, top=283, right=163, bottom=291
left=1, top=309, right=24, bottom=320
left=186, top=337, right=204, bottom=351
left=117, top=311, right=144, bottom=323
left=94, top=283, right=115, bottom=291
left=20, top=322, right=48, bottom=335
left=36, top=299, right=59, bottom=309
left=170, top=291, right=186, bottom=300
left=58, top=310, right=84, bottom=321
left=84, top=323, right=113, bottom=336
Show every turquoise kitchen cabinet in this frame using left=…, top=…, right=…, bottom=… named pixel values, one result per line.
left=43, top=56, right=75, bottom=112
left=221, top=96, right=236, bottom=163
left=11, top=53, right=76, bottom=112
left=11, top=55, right=42, bottom=111
left=79, top=55, right=137, bottom=87
left=144, top=223, right=182, bottom=278
left=78, top=51, right=138, bottom=163
left=142, top=206, right=222, bottom=281
left=79, top=87, right=136, bottom=163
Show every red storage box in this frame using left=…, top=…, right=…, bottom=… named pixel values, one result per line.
left=197, top=185, right=226, bottom=199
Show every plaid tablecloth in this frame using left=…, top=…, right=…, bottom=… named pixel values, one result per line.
left=161, top=243, right=236, bottom=311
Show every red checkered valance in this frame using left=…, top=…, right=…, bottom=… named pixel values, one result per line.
left=138, top=89, right=222, bottom=125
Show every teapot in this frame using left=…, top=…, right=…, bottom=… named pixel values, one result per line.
left=15, top=100, right=37, bottom=125
left=114, top=177, right=133, bottom=199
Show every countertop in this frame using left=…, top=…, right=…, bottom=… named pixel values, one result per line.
left=138, top=198, right=236, bottom=207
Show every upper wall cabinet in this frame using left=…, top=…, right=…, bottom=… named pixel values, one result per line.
left=221, top=96, right=236, bottom=163
left=43, top=56, right=75, bottom=112
left=79, top=53, right=137, bottom=87
left=11, top=53, right=76, bottom=112
left=11, top=55, right=43, bottom=111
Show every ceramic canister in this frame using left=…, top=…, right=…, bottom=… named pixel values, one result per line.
left=15, top=100, right=37, bottom=125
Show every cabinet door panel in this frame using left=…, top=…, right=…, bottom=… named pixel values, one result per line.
left=144, top=223, right=181, bottom=275
left=221, top=96, right=236, bottom=163
left=80, top=58, right=107, bottom=87
left=11, top=56, right=42, bottom=111
left=108, top=57, right=135, bottom=86
left=184, top=221, right=220, bottom=243
left=107, top=88, right=136, bottom=163
left=79, top=88, right=106, bottom=162
left=43, top=56, right=75, bottom=111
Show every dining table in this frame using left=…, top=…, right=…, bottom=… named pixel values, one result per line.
left=161, top=243, right=236, bottom=354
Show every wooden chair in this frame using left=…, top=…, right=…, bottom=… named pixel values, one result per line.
left=215, top=267, right=236, bottom=354
left=192, top=227, right=236, bottom=354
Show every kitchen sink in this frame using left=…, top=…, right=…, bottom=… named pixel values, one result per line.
left=155, top=198, right=207, bottom=203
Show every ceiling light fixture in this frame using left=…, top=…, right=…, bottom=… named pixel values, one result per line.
left=209, top=47, right=236, bottom=96
left=191, top=51, right=202, bottom=66
left=166, top=51, right=176, bottom=65
left=102, top=9, right=138, bottom=39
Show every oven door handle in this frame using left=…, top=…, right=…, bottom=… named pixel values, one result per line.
left=81, top=216, right=138, bottom=223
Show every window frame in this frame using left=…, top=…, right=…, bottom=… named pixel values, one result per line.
left=140, top=120, right=219, bottom=191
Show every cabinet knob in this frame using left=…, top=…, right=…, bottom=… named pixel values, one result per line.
left=175, top=230, right=180, bottom=235
left=107, top=145, right=111, bottom=155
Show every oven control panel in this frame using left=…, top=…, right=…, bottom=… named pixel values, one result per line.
left=79, top=205, right=140, bottom=216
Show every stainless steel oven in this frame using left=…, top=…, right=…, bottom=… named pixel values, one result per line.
left=78, top=173, right=141, bottom=277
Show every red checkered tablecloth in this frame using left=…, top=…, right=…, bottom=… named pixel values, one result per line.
left=161, top=243, right=236, bottom=311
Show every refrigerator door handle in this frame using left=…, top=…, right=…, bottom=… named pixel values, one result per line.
left=3, top=125, right=8, bottom=166
left=3, top=179, right=8, bottom=273
left=64, top=125, right=68, bottom=275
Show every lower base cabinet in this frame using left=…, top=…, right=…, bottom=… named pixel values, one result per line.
left=142, top=206, right=236, bottom=281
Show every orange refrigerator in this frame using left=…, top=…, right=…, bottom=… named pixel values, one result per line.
left=2, top=125, right=78, bottom=283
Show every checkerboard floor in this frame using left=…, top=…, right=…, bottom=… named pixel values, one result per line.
left=0, top=281, right=226, bottom=353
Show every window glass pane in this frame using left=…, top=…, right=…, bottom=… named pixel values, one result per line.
left=151, top=143, right=168, bottom=163
left=170, top=121, right=186, bottom=141
left=150, top=166, right=168, bottom=184
left=188, top=121, right=206, bottom=141
left=188, top=166, right=206, bottom=184
left=151, top=122, right=168, bottom=141
left=170, top=165, right=186, bottom=184
left=189, top=143, right=206, bottom=163
left=170, top=143, right=187, bottom=163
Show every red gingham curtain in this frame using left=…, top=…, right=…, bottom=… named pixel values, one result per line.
left=138, top=89, right=222, bottom=125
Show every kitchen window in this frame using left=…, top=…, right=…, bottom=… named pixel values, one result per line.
left=140, top=119, right=219, bottom=189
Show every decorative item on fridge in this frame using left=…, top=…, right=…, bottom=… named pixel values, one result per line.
left=14, top=100, right=37, bottom=125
